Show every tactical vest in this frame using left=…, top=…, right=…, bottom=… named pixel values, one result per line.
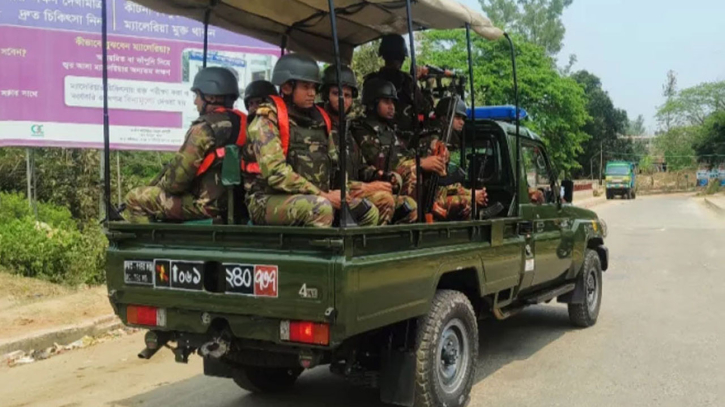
left=243, top=95, right=333, bottom=191
left=362, top=117, right=407, bottom=171
left=195, top=107, right=247, bottom=176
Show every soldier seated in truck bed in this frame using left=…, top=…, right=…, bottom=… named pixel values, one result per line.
left=242, top=54, right=380, bottom=227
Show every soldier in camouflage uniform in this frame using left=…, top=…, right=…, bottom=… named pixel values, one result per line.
left=363, top=34, right=433, bottom=135
left=352, top=78, right=459, bottom=223
left=321, top=65, right=417, bottom=225
left=422, top=97, right=488, bottom=221
left=243, top=54, right=379, bottom=227
left=124, top=67, right=243, bottom=223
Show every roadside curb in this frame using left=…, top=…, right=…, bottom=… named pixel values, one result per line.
left=703, top=197, right=725, bottom=216
left=0, top=314, right=121, bottom=356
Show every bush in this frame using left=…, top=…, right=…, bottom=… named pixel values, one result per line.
left=0, top=192, right=107, bottom=285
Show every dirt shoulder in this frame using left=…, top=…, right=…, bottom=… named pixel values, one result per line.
left=0, top=273, right=113, bottom=341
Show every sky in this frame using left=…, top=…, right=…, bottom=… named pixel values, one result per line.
left=457, top=0, right=725, bottom=134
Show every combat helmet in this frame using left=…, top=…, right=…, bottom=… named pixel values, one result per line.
left=190, top=66, right=240, bottom=98
left=320, top=65, right=359, bottom=100
left=243, top=80, right=277, bottom=109
left=362, top=77, right=398, bottom=107
left=271, top=53, right=321, bottom=86
left=435, top=96, right=468, bottom=119
left=378, top=34, right=408, bottom=62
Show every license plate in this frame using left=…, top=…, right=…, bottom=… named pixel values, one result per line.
left=154, top=259, right=204, bottom=291
left=224, top=263, right=278, bottom=298
left=124, top=260, right=154, bottom=286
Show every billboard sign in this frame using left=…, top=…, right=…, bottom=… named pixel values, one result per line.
left=0, top=0, right=279, bottom=151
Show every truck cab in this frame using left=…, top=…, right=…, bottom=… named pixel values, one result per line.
left=605, top=160, right=637, bottom=199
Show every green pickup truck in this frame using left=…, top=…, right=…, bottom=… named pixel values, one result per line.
left=106, top=116, right=608, bottom=406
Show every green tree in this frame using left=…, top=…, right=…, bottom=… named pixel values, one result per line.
left=657, top=70, right=678, bottom=132
left=693, top=111, right=725, bottom=165
left=351, top=40, right=383, bottom=81
left=653, top=126, right=698, bottom=171
left=479, top=0, right=574, bottom=55
left=657, top=81, right=725, bottom=128
left=419, top=30, right=589, bottom=172
left=570, top=70, right=633, bottom=178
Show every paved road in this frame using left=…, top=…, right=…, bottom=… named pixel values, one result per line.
left=3, top=194, right=724, bottom=407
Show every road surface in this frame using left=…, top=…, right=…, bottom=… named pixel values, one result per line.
left=3, top=194, right=724, bottom=407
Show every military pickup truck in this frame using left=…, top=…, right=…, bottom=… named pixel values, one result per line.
left=101, top=1, right=609, bottom=406
left=106, top=112, right=608, bottom=407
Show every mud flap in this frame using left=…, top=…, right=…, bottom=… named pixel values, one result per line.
left=380, top=349, right=416, bottom=406
left=203, top=357, right=234, bottom=378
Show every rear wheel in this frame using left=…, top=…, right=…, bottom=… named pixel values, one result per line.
left=232, top=366, right=303, bottom=393
left=605, top=191, right=612, bottom=200
left=631, top=190, right=636, bottom=199
left=414, top=290, right=478, bottom=407
left=568, top=249, right=603, bottom=328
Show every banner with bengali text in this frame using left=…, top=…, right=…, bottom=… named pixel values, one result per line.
left=0, top=0, right=279, bottom=151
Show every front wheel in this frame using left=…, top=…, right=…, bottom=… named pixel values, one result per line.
left=414, top=290, right=478, bottom=407
left=568, top=249, right=603, bottom=328
left=232, top=366, right=303, bottom=393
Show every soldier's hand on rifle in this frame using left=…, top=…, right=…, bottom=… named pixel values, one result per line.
left=416, top=66, right=428, bottom=79
left=321, top=190, right=342, bottom=210
left=475, top=188, right=488, bottom=206
left=421, top=156, right=447, bottom=176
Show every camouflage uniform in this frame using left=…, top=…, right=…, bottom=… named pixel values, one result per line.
left=421, top=122, right=476, bottom=221
left=325, top=106, right=399, bottom=225
left=125, top=113, right=235, bottom=223
left=243, top=101, right=379, bottom=227
left=350, top=114, right=418, bottom=224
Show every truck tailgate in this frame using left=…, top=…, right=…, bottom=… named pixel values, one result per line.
left=106, top=224, right=339, bottom=323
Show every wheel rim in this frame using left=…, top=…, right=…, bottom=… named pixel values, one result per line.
left=586, top=268, right=599, bottom=312
left=436, top=318, right=470, bottom=394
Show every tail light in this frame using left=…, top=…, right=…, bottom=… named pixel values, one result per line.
left=127, top=305, right=166, bottom=327
left=280, top=320, right=329, bottom=346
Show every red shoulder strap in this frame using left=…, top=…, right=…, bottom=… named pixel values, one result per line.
left=268, top=95, right=290, bottom=156
left=210, top=107, right=247, bottom=146
left=316, top=106, right=333, bottom=135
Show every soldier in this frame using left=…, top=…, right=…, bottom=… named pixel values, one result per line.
left=124, top=67, right=245, bottom=223
left=321, top=65, right=415, bottom=225
left=352, top=78, right=454, bottom=223
left=363, top=34, right=433, bottom=135
left=243, top=79, right=277, bottom=116
left=243, top=54, right=379, bottom=227
left=423, top=96, right=488, bottom=221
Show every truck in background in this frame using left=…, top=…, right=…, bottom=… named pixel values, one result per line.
left=605, top=160, right=637, bottom=199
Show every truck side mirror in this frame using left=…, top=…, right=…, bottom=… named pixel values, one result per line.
left=561, top=180, right=574, bottom=203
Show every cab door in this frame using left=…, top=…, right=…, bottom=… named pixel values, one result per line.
left=520, top=142, right=571, bottom=286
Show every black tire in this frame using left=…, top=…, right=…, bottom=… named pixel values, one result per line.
left=605, top=191, right=612, bottom=200
left=568, top=249, right=603, bottom=328
left=631, top=190, right=636, bottom=199
left=232, top=366, right=303, bottom=393
left=414, top=290, right=478, bottom=407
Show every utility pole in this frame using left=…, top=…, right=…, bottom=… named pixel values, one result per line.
left=599, top=141, right=603, bottom=185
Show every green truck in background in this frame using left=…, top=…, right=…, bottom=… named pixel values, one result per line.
left=105, top=117, right=609, bottom=407
left=605, top=161, right=637, bottom=200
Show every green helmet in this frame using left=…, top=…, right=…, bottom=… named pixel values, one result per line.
left=243, top=80, right=277, bottom=107
left=435, top=96, right=468, bottom=119
left=190, top=66, right=240, bottom=98
left=378, top=34, right=408, bottom=62
left=271, top=53, right=321, bottom=86
left=362, top=77, right=398, bottom=107
left=321, top=65, right=359, bottom=100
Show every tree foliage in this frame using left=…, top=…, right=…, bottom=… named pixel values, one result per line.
left=693, top=111, right=725, bottom=165
left=569, top=70, right=634, bottom=177
left=653, top=126, right=698, bottom=170
left=418, top=30, right=589, bottom=172
left=479, top=0, right=574, bottom=55
left=656, top=80, right=725, bottom=128
left=627, top=114, right=646, bottom=136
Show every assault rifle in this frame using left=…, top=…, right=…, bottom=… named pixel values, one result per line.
left=422, top=95, right=459, bottom=223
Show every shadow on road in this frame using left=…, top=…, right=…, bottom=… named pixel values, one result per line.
left=112, top=306, right=571, bottom=407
